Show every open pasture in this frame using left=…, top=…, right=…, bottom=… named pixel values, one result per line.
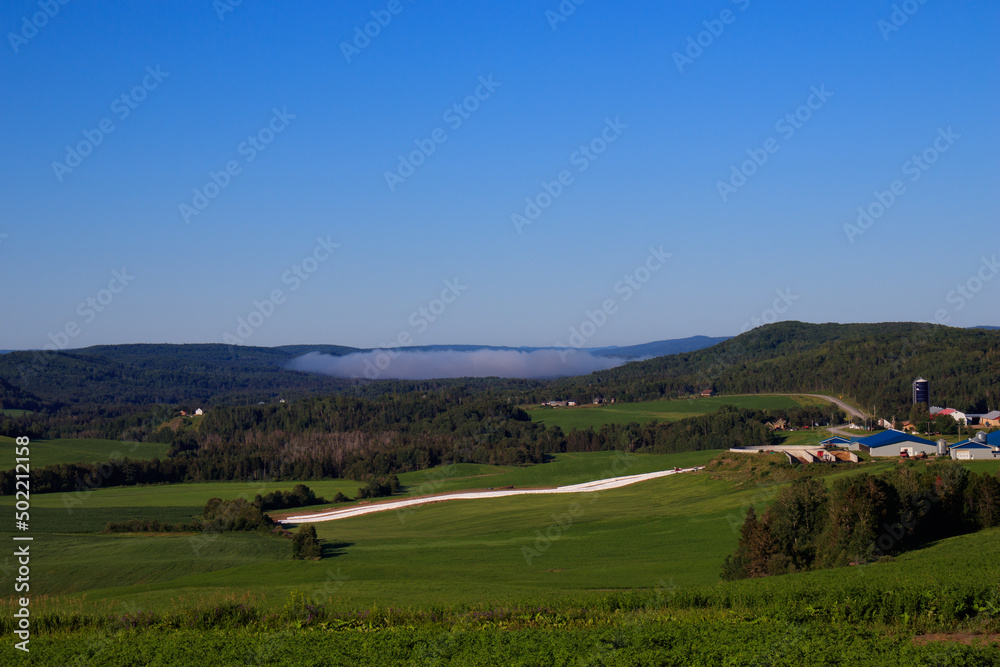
left=1, top=435, right=169, bottom=469
left=528, top=394, right=808, bottom=430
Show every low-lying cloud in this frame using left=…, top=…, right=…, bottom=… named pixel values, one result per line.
left=286, top=349, right=628, bottom=380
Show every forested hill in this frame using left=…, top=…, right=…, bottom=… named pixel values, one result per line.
left=0, top=336, right=725, bottom=408
left=562, top=322, right=1000, bottom=416
left=0, top=344, right=356, bottom=406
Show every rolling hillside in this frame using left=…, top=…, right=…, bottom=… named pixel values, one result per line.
left=561, top=322, right=1000, bottom=416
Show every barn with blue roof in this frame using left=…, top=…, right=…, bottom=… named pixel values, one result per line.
left=819, top=436, right=852, bottom=447
left=850, top=429, right=939, bottom=457
left=950, top=431, right=1000, bottom=460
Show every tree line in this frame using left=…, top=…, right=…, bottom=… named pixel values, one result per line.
left=722, top=460, right=1000, bottom=580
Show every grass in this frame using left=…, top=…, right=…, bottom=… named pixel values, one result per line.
left=0, top=450, right=716, bottom=511
left=4, top=446, right=1000, bottom=666
left=25, top=533, right=291, bottom=596
left=527, top=394, right=809, bottom=430
left=19, top=618, right=1000, bottom=667
left=2, top=448, right=995, bottom=619
left=772, top=429, right=832, bottom=447
left=0, top=451, right=732, bottom=614
left=0, top=435, right=170, bottom=469
left=1, top=408, right=33, bottom=416
left=960, top=459, right=1000, bottom=475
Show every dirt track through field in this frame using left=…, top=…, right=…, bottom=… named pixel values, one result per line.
left=279, top=466, right=704, bottom=524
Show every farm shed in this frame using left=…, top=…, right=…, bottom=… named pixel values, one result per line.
left=950, top=431, right=1000, bottom=460
left=852, top=429, right=938, bottom=457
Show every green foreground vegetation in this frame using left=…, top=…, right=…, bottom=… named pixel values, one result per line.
left=2, top=450, right=999, bottom=664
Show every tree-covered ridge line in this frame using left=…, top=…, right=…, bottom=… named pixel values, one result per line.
left=552, top=321, right=1000, bottom=416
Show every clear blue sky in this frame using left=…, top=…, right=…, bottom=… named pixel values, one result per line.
left=2, top=0, right=998, bottom=350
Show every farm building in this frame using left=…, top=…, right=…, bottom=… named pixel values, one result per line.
left=966, top=410, right=1000, bottom=427
left=700, top=388, right=716, bottom=397
left=849, top=429, right=939, bottom=457
left=950, top=431, right=1000, bottom=460
left=765, top=418, right=788, bottom=431
left=930, top=407, right=968, bottom=424
left=949, top=441, right=995, bottom=460
left=819, top=436, right=852, bottom=447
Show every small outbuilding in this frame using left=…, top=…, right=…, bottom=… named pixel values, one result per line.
left=819, top=436, right=851, bottom=447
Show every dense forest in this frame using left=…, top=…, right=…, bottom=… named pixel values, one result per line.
left=722, top=459, right=1000, bottom=579
left=0, top=344, right=356, bottom=406
left=550, top=322, right=1000, bottom=416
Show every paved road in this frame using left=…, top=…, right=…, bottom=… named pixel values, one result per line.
left=280, top=466, right=704, bottom=525
left=800, top=394, right=868, bottom=420
left=764, top=393, right=867, bottom=420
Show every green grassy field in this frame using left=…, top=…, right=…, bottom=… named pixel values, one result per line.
left=0, top=450, right=713, bottom=511
left=0, top=408, right=33, bottom=417
left=1, top=451, right=731, bottom=613
left=2, top=446, right=999, bottom=665
left=3, top=448, right=995, bottom=617
left=528, top=394, right=809, bottom=430
left=1, top=435, right=170, bottom=469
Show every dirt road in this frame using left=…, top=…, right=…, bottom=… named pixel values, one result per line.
left=280, top=466, right=704, bottom=524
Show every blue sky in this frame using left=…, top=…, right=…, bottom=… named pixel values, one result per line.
left=2, top=0, right=998, bottom=350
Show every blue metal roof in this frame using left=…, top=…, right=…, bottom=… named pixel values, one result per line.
left=953, top=432, right=1000, bottom=447
left=820, top=436, right=851, bottom=445
left=950, top=440, right=992, bottom=449
left=853, top=429, right=936, bottom=448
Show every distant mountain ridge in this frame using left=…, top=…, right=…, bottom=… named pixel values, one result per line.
left=0, top=335, right=728, bottom=406
left=293, top=335, right=731, bottom=360
left=3, top=324, right=997, bottom=412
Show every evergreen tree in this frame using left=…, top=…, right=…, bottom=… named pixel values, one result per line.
left=292, top=525, right=322, bottom=559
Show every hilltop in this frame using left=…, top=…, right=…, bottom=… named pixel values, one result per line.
left=554, top=321, right=1000, bottom=417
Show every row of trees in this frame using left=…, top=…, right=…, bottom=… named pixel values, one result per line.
left=105, top=496, right=274, bottom=534
left=253, top=484, right=327, bottom=511
left=722, top=460, right=1000, bottom=579
left=357, top=475, right=401, bottom=499
left=103, top=493, right=326, bottom=560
